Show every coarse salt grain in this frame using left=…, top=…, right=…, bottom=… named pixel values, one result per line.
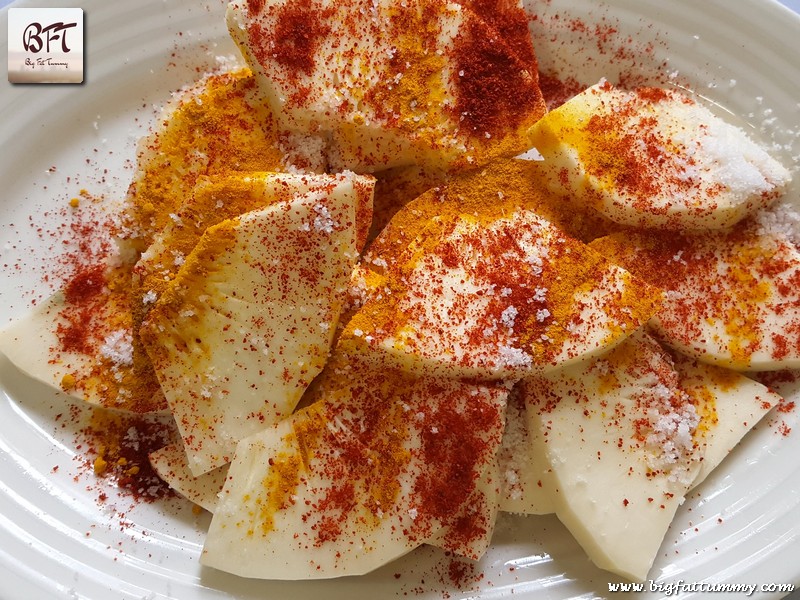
left=100, top=329, right=134, bottom=367
left=497, top=344, right=532, bottom=368
left=500, top=306, right=518, bottom=329
left=644, top=387, right=700, bottom=482
left=313, top=204, right=337, bottom=234
left=755, top=201, right=800, bottom=245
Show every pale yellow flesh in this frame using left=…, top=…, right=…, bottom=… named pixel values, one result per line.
left=135, top=171, right=373, bottom=301
left=341, top=209, right=660, bottom=379
left=651, top=234, right=800, bottom=370
left=527, top=82, right=790, bottom=230
left=201, top=354, right=508, bottom=579
left=675, top=357, right=781, bottom=489
left=0, top=276, right=165, bottom=412
left=525, top=332, right=702, bottom=581
left=0, top=292, right=94, bottom=400
left=497, top=385, right=555, bottom=515
left=149, top=443, right=229, bottom=512
left=142, top=175, right=371, bottom=476
left=591, top=229, right=800, bottom=371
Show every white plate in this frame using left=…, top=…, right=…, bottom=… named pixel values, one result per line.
left=1, top=0, right=799, bottom=598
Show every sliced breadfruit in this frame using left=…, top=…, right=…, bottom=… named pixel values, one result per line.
left=201, top=351, right=508, bottom=579
left=497, top=383, right=555, bottom=515
left=120, top=68, right=285, bottom=253
left=525, top=331, right=703, bottom=582
left=672, top=355, right=781, bottom=488
left=341, top=204, right=661, bottom=379
left=0, top=261, right=167, bottom=412
left=590, top=227, right=800, bottom=371
left=527, top=81, right=790, bottom=231
left=140, top=173, right=373, bottom=475
left=226, top=0, right=546, bottom=172
left=132, top=171, right=374, bottom=417
left=149, top=443, right=229, bottom=512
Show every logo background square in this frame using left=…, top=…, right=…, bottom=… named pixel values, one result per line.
left=8, top=7, right=84, bottom=84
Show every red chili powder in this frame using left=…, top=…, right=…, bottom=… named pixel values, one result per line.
left=463, top=0, right=537, bottom=67
left=537, top=71, right=585, bottom=110
left=413, top=397, right=498, bottom=552
left=78, top=410, right=179, bottom=503
left=63, top=263, right=107, bottom=304
left=453, top=19, right=542, bottom=136
left=246, top=0, right=266, bottom=14
left=445, top=557, right=482, bottom=589
left=248, top=0, right=333, bottom=78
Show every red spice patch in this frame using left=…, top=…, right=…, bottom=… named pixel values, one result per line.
left=63, top=263, right=107, bottom=304
left=537, top=71, right=585, bottom=110
left=445, top=557, right=482, bottom=589
left=581, top=89, right=703, bottom=205
left=77, top=410, right=179, bottom=503
left=464, top=0, right=537, bottom=68
left=246, top=0, right=266, bottom=14
left=753, top=370, right=800, bottom=390
left=453, top=19, right=543, bottom=136
left=249, top=0, right=334, bottom=78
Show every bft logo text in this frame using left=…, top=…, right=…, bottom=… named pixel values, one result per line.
left=23, top=21, right=78, bottom=54
left=8, top=8, right=84, bottom=84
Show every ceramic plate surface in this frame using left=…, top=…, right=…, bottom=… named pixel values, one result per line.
left=1, top=0, right=799, bottom=598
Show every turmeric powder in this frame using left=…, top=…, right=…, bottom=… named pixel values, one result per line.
left=342, top=158, right=661, bottom=375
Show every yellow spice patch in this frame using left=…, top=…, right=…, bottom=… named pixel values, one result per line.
left=721, top=260, right=771, bottom=364
left=255, top=450, right=304, bottom=537
left=702, top=363, right=740, bottom=392
left=124, top=68, right=284, bottom=252
left=686, top=385, right=719, bottom=439
left=252, top=405, right=328, bottom=537
left=60, top=373, right=77, bottom=391
left=93, top=456, right=108, bottom=475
